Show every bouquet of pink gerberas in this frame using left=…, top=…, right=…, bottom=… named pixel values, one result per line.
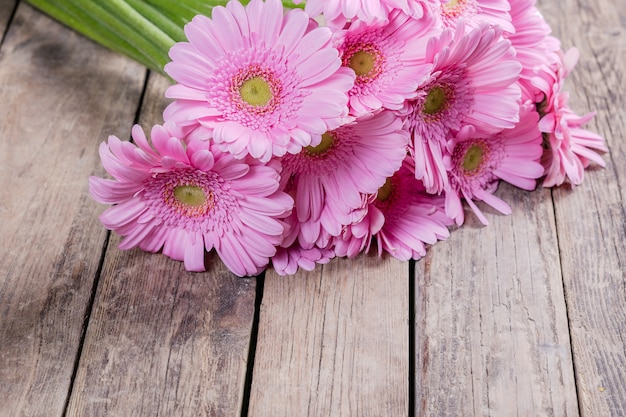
left=76, top=0, right=606, bottom=276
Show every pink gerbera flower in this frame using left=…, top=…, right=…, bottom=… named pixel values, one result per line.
left=404, top=22, right=522, bottom=194
left=163, top=0, right=354, bottom=162
left=506, top=0, right=560, bottom=101
left=334, top=158, right=452, bottom=261
left=443, top=104, right=544, bottom=225
left=89, top=123, right=293, bottom=276
left=532, top=47, right=578, bottom=106
left=332, top=193, right=384, bottom=258
left=532, top=48, right=608, bottom=186
left=297, top=0, right=427, bottom=29
left=538, top=95, right=608, bottom=187
left=334, top=8, right=438, bottom=116
left=280, top=110, right=409, bottom=248
left=425, top=0, right=514, bottom=33
left=271, top=179, right=335, bottom=275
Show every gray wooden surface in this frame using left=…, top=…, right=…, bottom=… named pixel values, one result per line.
left=0, top=0, right=624, bottom=416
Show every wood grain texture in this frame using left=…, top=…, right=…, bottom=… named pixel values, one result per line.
left=0, top=1, right=623, bottom=417
left=65, top=237, right=256, bottom=417
left=414, top=185, right=579, bottom=416
left=538, top=0, right=626, bottom=415
left=0, top=3, right=145, bottom=417
left=0, top=0, right=16, bottom=35
left=65, top=73, right=258, bottom=417
left=248, top=255, right=409, bottom=417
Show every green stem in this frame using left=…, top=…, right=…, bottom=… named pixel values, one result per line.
left=98, top=0, right=177, bottom=54
left=144, top=0, right=214, bottom=25
left=124, top=0, right=186, bottom=40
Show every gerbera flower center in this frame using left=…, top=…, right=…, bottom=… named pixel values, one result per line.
left=349, top=51, right=376, bottom=77
left=451, top=138, right=503, bottom=186
left=423, top=86, right=450, bottom=115
left=174, top=185, right=208, bottom=208
left=410, top=68, right=471, bottom=160
left=462, top=143, right=486, bottom=173
left=167, top=183, right=215, bottom=218
left=374, top=174, right=404, bottom=216
left=377, top=178, right=394, bottom=202
left=442, top=0, right=468, bottom=17
left=305, top=132, right=335, bottom=156
left=231, top=64, right=282, bottom=115
left=144, top=168, right=219, bottom=225
left=239, top=76, right=273, bottom=107
left=343, top=43, right=384, bottom=82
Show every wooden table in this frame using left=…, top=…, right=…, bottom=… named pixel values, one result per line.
left=0, top=1, right=624, bottom=416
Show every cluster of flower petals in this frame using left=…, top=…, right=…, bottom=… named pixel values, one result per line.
left=163, top=0, right=354, bottom=163
left=279, top=109, right=409, bottom=249
left=296, top=0, right=429, bottom=29
left=89, top=0, right=608, bottom=276
left=334, top=158, right=453, bottom=261
left=334, top=8, right=439, bottom=116
left=532, top=48, right=608, bottom=186
left=89, top=122, right=293, bottom=276
left=425, top=0, right=514, bottom=33
left=505, top=0, right=560, bottom=101
left=443, top=104, right=544, bottom=225
left=405, top=20, right=522, bottom=194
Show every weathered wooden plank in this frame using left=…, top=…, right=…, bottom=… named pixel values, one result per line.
left=248, top=256, right=409, bottom=417
left=65, top=235, right=257, bottom=417
left=65, top=73, right=258, bottom=417
left=0, top=3, right=145, bottom=417
left=0, top=0, right=16, bottom=35
left=539, top=0, right=626, bottom=414
left=414, top=184, right=579, bottom=416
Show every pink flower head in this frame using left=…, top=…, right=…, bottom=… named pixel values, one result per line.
left=405, top=21, right=522, bottom=194
left=89, top=123, right=293, bottom=276
left=270, top=173, right=335, bottom=275
left=272, top=245, right=335, bottom=276
left=532, top=48, right=608, bottom=187
left=539, top=95, right=608, bottom=187
left=334, top=158, right=453, bottom=261
left=280, top=110, right=409, bottom=248
left=443, top=104, right=544, bottom=225
left=332, top=193, right=383, bottom=258
left=506, top=0, right=560, bottom=102
left=335, top=8, right=439, bottom=116
left=163, top=0, right=355, bottom=162
left=272, top=169, right=341, bottom=275
left=297, top=0, right=428, bottom=29
left=532, top=47, right=578, bottom=108
left=425, top=0, right=514, bottom=33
